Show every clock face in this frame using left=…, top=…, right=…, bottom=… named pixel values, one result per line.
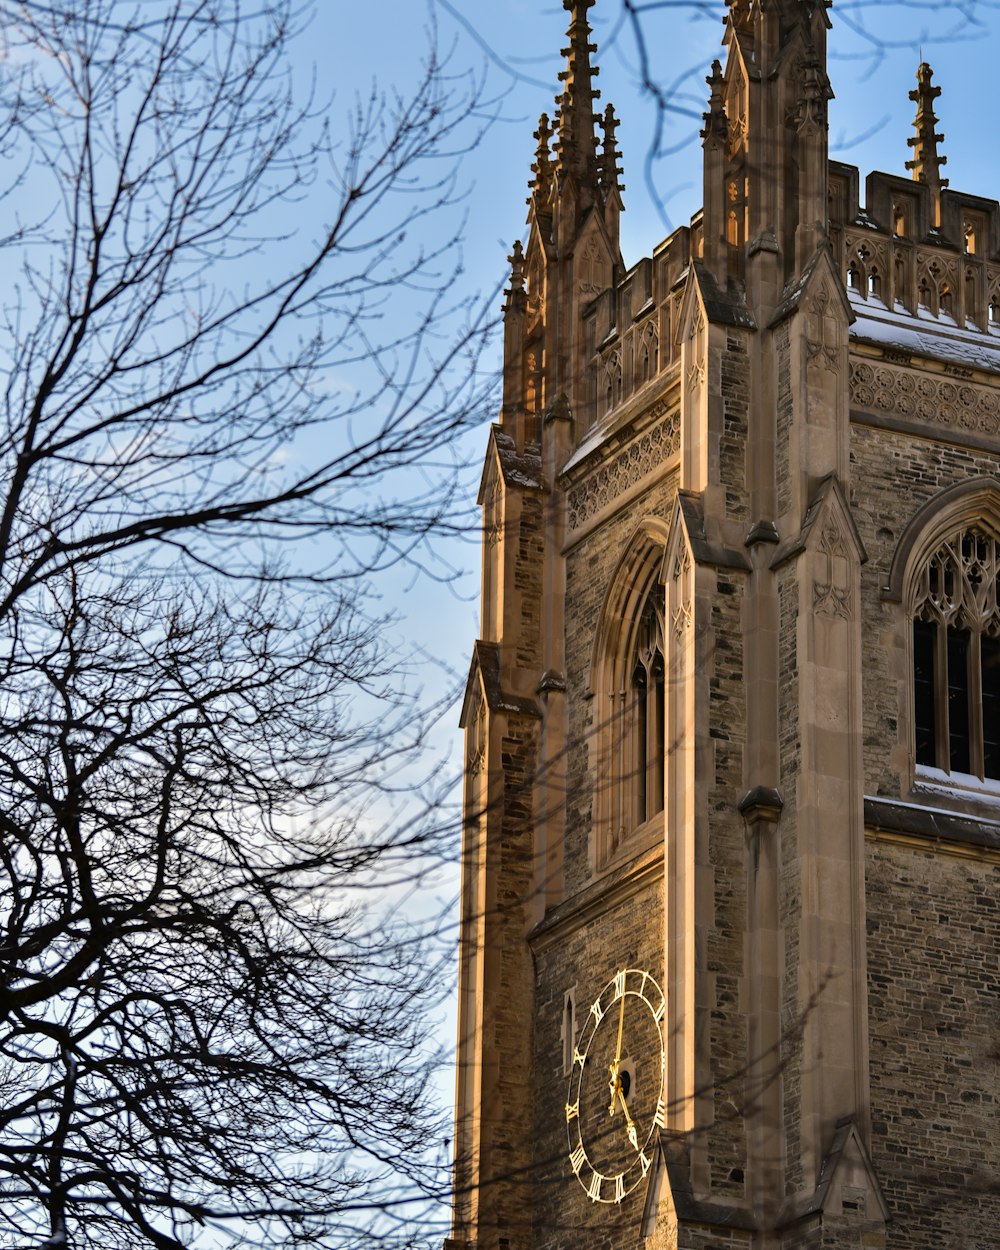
left=566, top=968, right=667, bottom=1204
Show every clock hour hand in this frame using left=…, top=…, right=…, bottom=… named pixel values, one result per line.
left=615, top=1084, right=639, bottom=1151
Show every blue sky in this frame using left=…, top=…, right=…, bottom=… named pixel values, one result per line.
left=327, top=0, right=1000, bottom=680
left=332, top=0, right=1000, bottom=270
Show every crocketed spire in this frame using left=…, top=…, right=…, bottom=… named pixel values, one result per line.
left=701, top=59, right=727, bottom=149
left=530, top=112, right=554, bottom=207
left=906, top=61, right=949, bottom=224
left=555, top=0, right=601, bottom=192
left=598, top=103, right=623, bottom=196
left=504, top=240, right=526, bottom=318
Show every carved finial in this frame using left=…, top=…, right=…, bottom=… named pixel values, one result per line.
left=530, top=113, right=554, bottom=206
left=906, top=61, right=949, bottom=223
left=726, top=0, right=754, bottom=34
left=555, top=0, right=601, bottom=192
left=509, top=240, right=525, bottom=289
left=598, top=103, right=624, bottom=196
left=504, top=240, right=527, bottom=316
left=701, top=59, right=727, bottom=148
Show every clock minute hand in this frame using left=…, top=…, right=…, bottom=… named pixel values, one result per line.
left=607, top=983, right=627, bottom=1116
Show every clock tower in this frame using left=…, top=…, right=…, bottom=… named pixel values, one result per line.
left=450, top=3, right=1000, bottom=1249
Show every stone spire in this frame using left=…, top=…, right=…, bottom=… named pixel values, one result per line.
left=504, top=240, right=527, bottom=317
left=701, top=59, right=727, bottom=149
left=598, top=103, right=623, bottom=197
left=554, top=0, right=601, bottom=193
left=906, top=61, right=949, bottom=225
left=701, top=58, right=729, bottom=277
left=530, top=112, right=554, bottom=209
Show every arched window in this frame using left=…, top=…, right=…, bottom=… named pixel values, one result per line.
left=638, top=322, right=657, bottom=385
left=591, top=528, right=669, bottom=864
left=965, top=269, right=979, bottom=326
left=912, top=525, right=1000, bottom=781
left=868, top=268, right=882, bottom=300
left=893, top=253, right=908, bottom=310
left=630, top=592, right=665, bottom=828
left=604, top=351, right=623, bottom=415
left=562, top=989, right=577, bottom=1075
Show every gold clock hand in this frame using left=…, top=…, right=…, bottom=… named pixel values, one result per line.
left=608, top=981, right=627, bottom=1115
left=616, top=1086, right=639, bottom=1151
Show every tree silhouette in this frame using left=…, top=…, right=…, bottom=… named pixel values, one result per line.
left=0, top=2, right=493, bottom=1246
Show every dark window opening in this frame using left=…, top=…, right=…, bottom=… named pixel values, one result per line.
left=913, top=620, right=937, bottom=768
left=632, top=594, right=665, bottom=827
left=982, top=635, right=1000, bottom=780
left=947, top=627, right=971, bottom=775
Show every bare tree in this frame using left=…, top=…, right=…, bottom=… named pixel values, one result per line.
left=0, top=2, right=494, bottom=1247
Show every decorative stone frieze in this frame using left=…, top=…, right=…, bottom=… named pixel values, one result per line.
left=850, top=359, right=1000, bottom=436
left=566, top=404, right=681, bottom=530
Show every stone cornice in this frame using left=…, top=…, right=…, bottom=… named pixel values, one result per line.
left=865, top=795, right=1000, bottom=862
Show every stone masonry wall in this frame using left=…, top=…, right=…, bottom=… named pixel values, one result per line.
left=777, top=564, right=803, bottom=1198
left=515, top=488, right=545, bottom=671
left=493, top=710, right=544, bottom=1250
left=706, top=567, right=749, bottom=1198
left=865, top=839, right=1000, bottom=1250
left=531, top=873, right=666, bottom=1250
left=722, top=331, right=751, bottom=529
left=849, top=398, right=1000, bottom=1249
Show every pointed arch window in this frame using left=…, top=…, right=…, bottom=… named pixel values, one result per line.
left=630, top=592, right=666, bottom=828
left=592, top=533, right=668, bottom=865
left=604, top=351, right=623, bottom=415
left=639, top=322, right=658, bottom=385
left=912, top=526, right=1000, bottom=781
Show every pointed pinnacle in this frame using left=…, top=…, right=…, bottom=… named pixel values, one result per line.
left=504, top=240, right=527, bottom=316
left=701, top=59, right=727, bottom=147
left=598, top=103, right=624, bottom=195
left=555, top=0, right=601, bottom=190
left=906, top=61, right=949, bottom=194
left=508, top=240, right=525, bottom=290
left=530, top=112, right=554, bottom=204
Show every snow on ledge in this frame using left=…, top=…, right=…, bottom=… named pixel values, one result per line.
left=849, top=292, right=1000, bottom=375
left=913, top=764, right=1000, bottom=810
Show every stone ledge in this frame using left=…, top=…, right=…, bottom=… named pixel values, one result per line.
left=865, top=795, right=1000, bottom=857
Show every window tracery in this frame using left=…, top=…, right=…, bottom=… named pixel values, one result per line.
left=639, top=322, right=658, bottom=385
left=912, top=525, right=1000, bottom=781
left=603, top=351, right=623, bottom=414
left=592, top=534, right=668, bottom=865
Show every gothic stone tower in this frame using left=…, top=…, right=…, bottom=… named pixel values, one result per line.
left=450, top=3, right=1000, bottom=1248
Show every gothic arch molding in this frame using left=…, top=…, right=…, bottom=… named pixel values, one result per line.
left=884, top=476, right=1000, bottom=604
left=589, top=518, right=670, bottom=866
left=888, top=478, right=1000, bottom=784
